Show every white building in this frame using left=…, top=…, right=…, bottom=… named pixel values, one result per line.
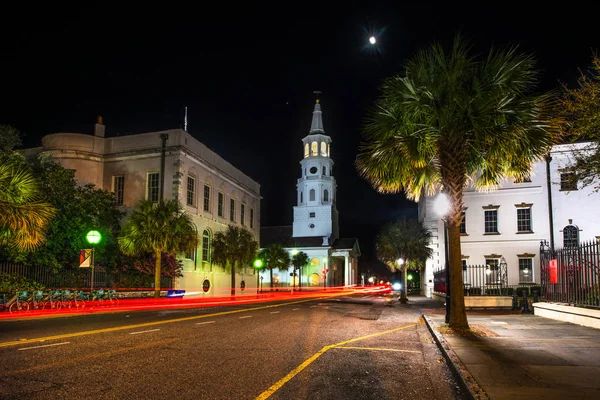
left=21, top=117, right=261, bottom=297
left=419, top=142, right=600, bottom=297
left=259, top=101, right=360, bottom=289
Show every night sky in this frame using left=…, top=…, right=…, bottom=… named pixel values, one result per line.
left=2, top=3, right=600, bottom=273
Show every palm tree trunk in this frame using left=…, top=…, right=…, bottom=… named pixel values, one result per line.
left=270, top=267, right=273, bottom=291
left=231, top=261, right=236, bottom=298
left=448, top=218, right=469, bottom=329
left=154, top=250, right=162, bottom=298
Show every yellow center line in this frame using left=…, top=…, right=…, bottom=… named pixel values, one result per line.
left=255, top=322, right=417, bottom=400
left=333, top=346, right=421, bottom=353
left=0, top=294, right=348, bottom=348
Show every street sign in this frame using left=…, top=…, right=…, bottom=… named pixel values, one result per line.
left=79, top=249, right=92, bottom=268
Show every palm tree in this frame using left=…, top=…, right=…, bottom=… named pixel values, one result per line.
left=375, top=219, right=432, bottom=302
left=0, top=163, right=56, bottom=251
left=212, top=225, right=258, bottom=297
left=356, top=36, right=559, bottom=329
left=291, top=251, right=309, bottom=290
left=119, top=199, right=197, bottom=298
left=257, top=244, right=291, bottom=291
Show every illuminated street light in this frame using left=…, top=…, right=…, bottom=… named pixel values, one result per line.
left=86, top=230, right=102, bottom=293
left=397, top=258, right=404, bottom=266
left=369, top=36, right=376, bottom=45
left=254, top=259, right=263, bottom=294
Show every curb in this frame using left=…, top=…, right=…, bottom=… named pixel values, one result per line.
left=421, top=314, right=489, bottom=400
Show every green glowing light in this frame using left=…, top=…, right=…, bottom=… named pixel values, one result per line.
left=86, top=230, right=102, bottom=244
left=254, top=259, right=263, bottom=268
left=407, top=274, right=413, bottom=281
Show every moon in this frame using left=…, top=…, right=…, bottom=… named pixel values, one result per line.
left=369, top=36, right=376, bottom=45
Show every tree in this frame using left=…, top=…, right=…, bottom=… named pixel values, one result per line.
left=256, top=244, right=291, bottom=290
left=212, top=225, right=258, bottom=297
left=119, top=199, right=197, bottom=298
left=0, top=163, right=56, bottom=251
left=356, top=36, right=559, bottom=329
left=4, top=158, right=124, bottom=271
left=291, top=251, right=309, bottom=290
left=375, top=219, right=432, bottom=302
left=558, top=56, right=600, bottom=192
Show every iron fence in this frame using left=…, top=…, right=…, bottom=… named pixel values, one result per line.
left=433, top=262, right=540, bottom=297
left=540, top=239, right=600, bottom=309
left=0, top=263, right=173, bottom=290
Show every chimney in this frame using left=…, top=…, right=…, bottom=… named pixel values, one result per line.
left=94, top=115, right=105, bottom=137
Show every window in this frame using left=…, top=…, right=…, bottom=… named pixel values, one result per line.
left=218, top=192, right=224, bottom=217
left=202, top=230, right=211, bottom=264
left=187, top=176, right=196, bottom=206
left=113, top=176, right=124, bottom=206
left=300, top=191, right=303, bottom=204
left=147, top=172, right=160, bottom=202
left=311, top=141, right=318, bottom=156
left=304, top=143, right=309, bottom=158
left=519, top=258, right=533, bottom=283
left=459, top=211, right=466, bottom=234
left=250, top=208, right=254, bottom=229
left=327, top=143, right=330, bottom=157
left=309, top=189, right=315, bottom=201
left=517, top=208, right=532, bottom=232
left=185, top=246, right=196, bottom=261
left=321, top=142, right=327, bottom=156
left=560, top=172, right=578, bottom=191
left=485, top=259, right=499, bottom=284
left=230, top=198, right=236, bottom=222
left=203, top=185, right=211, bottom=212
left=309, top=212, right=316, bottom=218
left=484, top=210, right=498, bottom=233
left=241, top=204, right=245, bottom=226
left=323, top=190, right=329, bottom=202
left=563, top=225, right=579, bottom=247
left=322, top=166, right=326, bottom=175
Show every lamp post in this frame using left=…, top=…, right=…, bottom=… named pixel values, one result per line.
left=434, top=193, right=451, bottom=324
left=254, top=259, right=263, bottom=295
left=86, top=230, right=102, bottom=294
left=291, top=249, right=298, bottom=292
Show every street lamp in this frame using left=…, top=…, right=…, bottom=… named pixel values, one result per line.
left=254, top=259, right=263, bottom=294
left=86, top=230, right=102, bottom=294
left=434, top=193, right=451, bottom=324
left=291, top=249, right=298, bottom=292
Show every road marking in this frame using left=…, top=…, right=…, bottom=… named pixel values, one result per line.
left=196, top=321, right=216, bottom=325
left=129, top=329, right=160, bottom=335
left=334, top=346, right=421, bottom=353
left=0, top=296, right=345, bottom=348
left=292, top=308, right=300, bottom=311
left=18, top=342, right=70, bottom=351
left=270, top=311, right=280, bottom=314
left=490, top=321, right=507, bottom=325
left=255, top=322, right=417, bottom=400
left=239, top=316, right=252, bottom=319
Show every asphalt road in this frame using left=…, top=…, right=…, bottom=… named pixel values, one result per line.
left=0, top=293, right=466, bottom=399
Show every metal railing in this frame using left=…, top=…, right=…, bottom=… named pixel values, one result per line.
left=540, top=239, right=600, bottom=309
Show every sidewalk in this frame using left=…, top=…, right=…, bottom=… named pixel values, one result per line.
left=410, top=296, right=600, bottom=399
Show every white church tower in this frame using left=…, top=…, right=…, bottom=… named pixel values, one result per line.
left=292, top=100, right=339, bottom=243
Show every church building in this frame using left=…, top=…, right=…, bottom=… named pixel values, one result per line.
left=259, top=101, right=360, bottom=289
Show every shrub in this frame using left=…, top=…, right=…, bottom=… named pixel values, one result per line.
left=0, top=273, right=45, bottom=293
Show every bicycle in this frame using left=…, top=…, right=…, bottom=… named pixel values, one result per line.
left=7, top=290, right=30, bottom=314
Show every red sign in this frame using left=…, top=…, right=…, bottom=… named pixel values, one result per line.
left=549, top=259, right=558, bottom=284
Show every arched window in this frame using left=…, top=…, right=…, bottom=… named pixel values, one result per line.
left=324, top=189, right=329, bottom=202
left=304, top=143, right=309, bottom=158
left=310, top=258, right=320, bottom=266
left=300, top=191, right=303, bottom=204
left=202, top=229, right=212, bottom=264
left=563, top=225, right=579, bottom=248
left=327, top=143, right=330, bottom=157
left=311, top=141, right=318, bottom=156
left=309, top=189, right=315, bottom=201
left=321, top=142, right=327, bottom=156
left=322, top=166, right=326, bottom=175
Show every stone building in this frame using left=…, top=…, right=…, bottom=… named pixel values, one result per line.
left=21, top=117, right=261, bottom=296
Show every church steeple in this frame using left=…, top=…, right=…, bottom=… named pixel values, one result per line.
left=310, top=100, right=325, bottom=133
